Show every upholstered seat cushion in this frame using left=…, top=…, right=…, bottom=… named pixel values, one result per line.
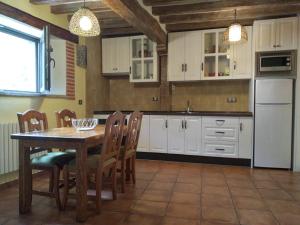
left=68, top=154, right=116, bottom=170
left=31, top=152, right=75, bottom=168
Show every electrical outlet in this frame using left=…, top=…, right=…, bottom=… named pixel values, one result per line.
left=78, top=99, right=83, bottom=105
left=152, top=96, right=159, bottom=101
left=227, top=97, right=237, bottom=103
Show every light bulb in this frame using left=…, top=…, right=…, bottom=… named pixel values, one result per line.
left=229, top=23, right=241, bottom=42
left=79, top=16, right=92, bottom=31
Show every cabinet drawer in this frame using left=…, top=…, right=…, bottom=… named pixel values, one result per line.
left=203, top=127, right=238, bottom=142
left=202, top=117, right=239, bottom=127
left=202, top=142, right=238, bottom=158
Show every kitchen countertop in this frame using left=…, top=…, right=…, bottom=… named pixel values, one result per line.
left=94, top=110, right=253, bottom=117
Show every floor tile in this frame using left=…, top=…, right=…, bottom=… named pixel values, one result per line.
left=254, top=180, right=280, bottom=189
left=273, top=213, right=300, bottom=225
left=202, top=177, right=227, bottom=186
left=202, top=206, right=238, bottom=224
left=227, top=178, right=255, bottom=188
left=202, top=194, right=233, bottom=208
left=122, top=214, right=162, bottom=225
left=161, top=217, right=200, bottom=225
left=202, top=185, right=230, bottom=197
left=265, top=199, right=300, bottom=215
left=140, top=190, right=171, bottom=202
left=147, top=181, right=174, bottom=191
left=86, top=211, right=128, bottom=225
left=258, top=189, right=293, bottom=201
left=166, top=203, right=201, bottom=219
left=173, top=183, right=201, bottom=194
left=229, top=187, right=261, bottom=199
left=233, top=196, right=267, bottom=210
left=237, top=209, right=279, bottom=225
left=103, top=199, right=135, bottom=213
left=131, top=200, right=168, bottom=216
left=176, top=176, right=202, bottom=185
left=170, top=192, right=201, bottom=205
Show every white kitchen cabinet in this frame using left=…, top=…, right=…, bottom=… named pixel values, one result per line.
left=102, top=37, right=130, bottom=74
left=168, top=31, right=202, bottom=81
left=149, top=115, right=168, bottom=153
left=130, top=35, right=157, bottom=82
left=167, top=116, right=202, bottom=155
left=238, top=118, right=253, bottom=159
left=230, top=26, right=252, bottom=79
left=254, top=17, right=298, bottom=52
left=184, top=117, right=202, bottom=155
left=137, top=115, right=150, bottom=152
left=167, top=116, right=185, bottom=154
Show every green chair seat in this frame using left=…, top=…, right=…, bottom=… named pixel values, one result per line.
left=31, top=152, right=75, bottom=168
left=69, top=154, right=116, bottom=170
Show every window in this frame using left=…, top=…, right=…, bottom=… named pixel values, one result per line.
left=0, top=28, right=38, bottom=92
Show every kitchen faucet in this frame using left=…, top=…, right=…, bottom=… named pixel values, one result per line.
left=186, top=100, right=191, bottom=113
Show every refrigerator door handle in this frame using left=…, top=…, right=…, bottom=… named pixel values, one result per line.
left=256, top=103, right=291, bottom=105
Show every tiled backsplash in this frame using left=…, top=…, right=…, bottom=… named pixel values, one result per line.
left=171, top=80, right=249, bottom=111
left=108, top=79, right=249, bottom=112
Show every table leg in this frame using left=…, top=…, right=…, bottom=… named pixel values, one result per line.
left=76, top=144, right=88, bottom=222
left=19, top=141, right=32, bottom=214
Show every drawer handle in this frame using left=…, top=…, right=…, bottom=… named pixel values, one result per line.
left=215, top=131, right=225, bottom=134
left=216, top=120, right=225, bottom=122
left=215, top=148, right=225, bottom=151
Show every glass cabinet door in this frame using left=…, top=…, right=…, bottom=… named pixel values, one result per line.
left=218, top=31, right=229, bottom=53
left=218, top=55, right=230, bottom=77
left=144, top=60, right=153, bottom=80
left=204, top=56, right=216, bottom=78
left=204, top=32, right=216, bottom=54
left=143, top=38, right=153, bottom=58
left=132, top=60, right=142, bottom=80
left=132, top=38, right=142, bottom=59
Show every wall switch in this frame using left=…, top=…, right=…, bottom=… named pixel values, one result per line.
left=152, top=96, right=159, bottom=101
left=78, top=99, right=83, bottom=105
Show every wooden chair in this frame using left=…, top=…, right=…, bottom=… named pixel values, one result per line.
left=118, top=111, right=143, bottom=193
left=17, top=109, right=75, bottom=210
left=55, top=109, right=76, bottom=128
left=62, top=111, right=125, bottom=213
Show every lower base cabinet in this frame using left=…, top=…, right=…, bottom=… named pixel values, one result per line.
left=149, top=115, right=168, bottom=153
left=137, top=115, right=150, bottom=152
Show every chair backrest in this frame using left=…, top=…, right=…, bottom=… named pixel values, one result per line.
left=123, top=111, right=143, bottom=156
left=100, top=111, right=125, bottom=164
left=17, top=109, right=48, bottom=133
left=55, top=109, right=77, bottom=128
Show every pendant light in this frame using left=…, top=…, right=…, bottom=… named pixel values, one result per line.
left=223, top=9, right=247, bottom=43
left=69, top=0, right=100, bottom=37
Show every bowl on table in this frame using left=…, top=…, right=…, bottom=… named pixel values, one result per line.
left=72, top=118, right=98, bottom=131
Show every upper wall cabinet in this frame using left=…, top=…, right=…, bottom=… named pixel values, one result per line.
left=254, top=17, right=298, bottom=52
left=102, top=37, right=130, bottom=75
left=168, top=31, right=202, bottom=81
left=230, top=26, right=252, bottom=79
left=130, top=35, right=158, bottom=82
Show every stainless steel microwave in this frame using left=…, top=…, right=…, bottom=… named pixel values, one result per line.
left=256, top=51, right=297, bottom=77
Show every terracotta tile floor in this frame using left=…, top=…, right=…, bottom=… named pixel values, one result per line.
left=1, top=159, right=300, bottom=225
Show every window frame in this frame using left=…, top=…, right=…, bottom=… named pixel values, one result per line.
left=0, top=25, right=41, bottom=95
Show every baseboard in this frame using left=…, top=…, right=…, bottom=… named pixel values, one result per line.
left=136, top=152, right=251, bottom=167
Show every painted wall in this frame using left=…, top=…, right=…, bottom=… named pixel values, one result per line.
left=0, top=0, right=86, bottom=127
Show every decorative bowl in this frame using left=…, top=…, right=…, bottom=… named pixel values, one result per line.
left=72, top=118, right=98, bottom=131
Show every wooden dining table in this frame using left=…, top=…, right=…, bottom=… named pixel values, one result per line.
left=11, top=125, right=108, bottom=222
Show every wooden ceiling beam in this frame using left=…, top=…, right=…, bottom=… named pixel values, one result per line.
left=51, top=2, right=109, bottom=14
left=102, top=0, right=166, bottom=45
left=30, top=0, right=100, bottom=5
left=101, top=26, right=142, bottom=37
left=100, top=19, right=131, bottom=29
left=67, top=10, right=120, bottom=21
left=143, top=0, right=213, bottom=7
left=160, top=4, right=300, bottom=24
left=166, top=19, right=254, bottom=32
left=152, top=0, right=300, bottom=16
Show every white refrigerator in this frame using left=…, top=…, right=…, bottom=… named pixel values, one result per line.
left=254, top=79, right=293, bottom=169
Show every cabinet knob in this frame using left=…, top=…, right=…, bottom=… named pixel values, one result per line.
left=273, top=44, right=277, bottom=48
left=182, top=64, right=184, bottom=72
left=181, top=120, right=184, bottom=129
left=234, top=61, right=237, bottom=70
left=165, top=120, right=168, bottom=128
left=201, top=63, right=204, bottom=71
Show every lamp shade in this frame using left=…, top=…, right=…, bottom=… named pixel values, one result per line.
left=69, top=7, right=100, bottom=37
left=229, top=23, right=242, bottom=42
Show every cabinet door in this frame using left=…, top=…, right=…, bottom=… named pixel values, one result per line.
left=184, top=117, right=201, bottom=155
left=185, top=31, right=202, bottom=81
left=238, top=118, right=253, bottom=159
left=254, top=20, right=276, bottom=51
left=167, top=116, right=185, bottom=154
left=168, top=32, right=185, bottom=81
left=149, top=116, right=168, bottom=153
left=102, top=38, right=116, bottom=73
left=137, top=115, right=150, bottom=152
left=116, top=37, right=130, bottom=73
left=231, top=26, right=252, bottom=79
left=276, top=17, right=298, bottom=51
